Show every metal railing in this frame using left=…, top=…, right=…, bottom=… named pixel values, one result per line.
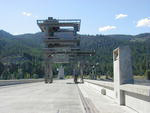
left=37, top=19, right=81, bottom=24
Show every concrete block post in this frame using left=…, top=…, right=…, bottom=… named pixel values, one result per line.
left=113, top=46, right=134, bottom=105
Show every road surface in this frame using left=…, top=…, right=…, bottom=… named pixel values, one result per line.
left=0, top=79, right=137, bottom=113
left=0, top=80, right=84, bottom=113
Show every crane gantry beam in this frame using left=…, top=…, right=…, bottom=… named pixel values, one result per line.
left=37, top=17, right=95, bottom=83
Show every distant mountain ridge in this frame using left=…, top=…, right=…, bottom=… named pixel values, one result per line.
left=0, top=30, right=15, bottom=38
left=0, top=29, right=150, bottom=40
left=0, top=29, right=150, bottom=76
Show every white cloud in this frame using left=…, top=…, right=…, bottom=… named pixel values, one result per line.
left=13, top=32, right=20, bottom=35
left=115, top=14, right=128, bottom=19
left=136, top=17, right=150, bottom=27
left=22, top=12, right=32, bottom=16
left=99, top=26, right=117, bottom=32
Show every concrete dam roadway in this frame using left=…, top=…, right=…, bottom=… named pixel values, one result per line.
left=0, top=79, right=137, bottom=113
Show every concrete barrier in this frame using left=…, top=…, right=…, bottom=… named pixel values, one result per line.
left=120, top=84, right=150, bottom=113
left=85, top=79, right=150, bottom=113
left=0, top=79, right=44, bottom=86
left=85, top=80, right=115, bottom=99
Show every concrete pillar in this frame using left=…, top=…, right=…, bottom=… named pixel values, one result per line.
left=58, top=66, right=65, bottom=79
left=44, top=62, right=48, bottom=83
left=48, top=62, right=53, bottom=83
left=73, top=64, right=79, bottom=83
left=44, top=55, right=53, bottom=83
left=113, top=46, right=134, bottom=105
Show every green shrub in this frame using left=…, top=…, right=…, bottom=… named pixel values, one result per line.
left=33, top=74, right=39, bottom=79
left=145, top=69, right=150, bottom=80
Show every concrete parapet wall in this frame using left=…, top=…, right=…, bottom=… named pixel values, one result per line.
left=134, top=79, right=150, bottom=86
left=85, top=79, right=150, bottom=113
left=125, top=92, right=150, bottom=113
left=120, top=84, right=150, bottom=113
left=85, top=80, right=114, bottom=98
left=0, top=79, right=44, bottom=86
left=85, top=79, right=114, bottom=90
left=120, top=84, right=150, bottom=96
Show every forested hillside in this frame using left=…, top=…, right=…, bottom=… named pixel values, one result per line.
left=0, top=30, right=150, bottom=79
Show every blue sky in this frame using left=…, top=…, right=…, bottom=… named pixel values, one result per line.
left=0, top=0, right=150, bottom=35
